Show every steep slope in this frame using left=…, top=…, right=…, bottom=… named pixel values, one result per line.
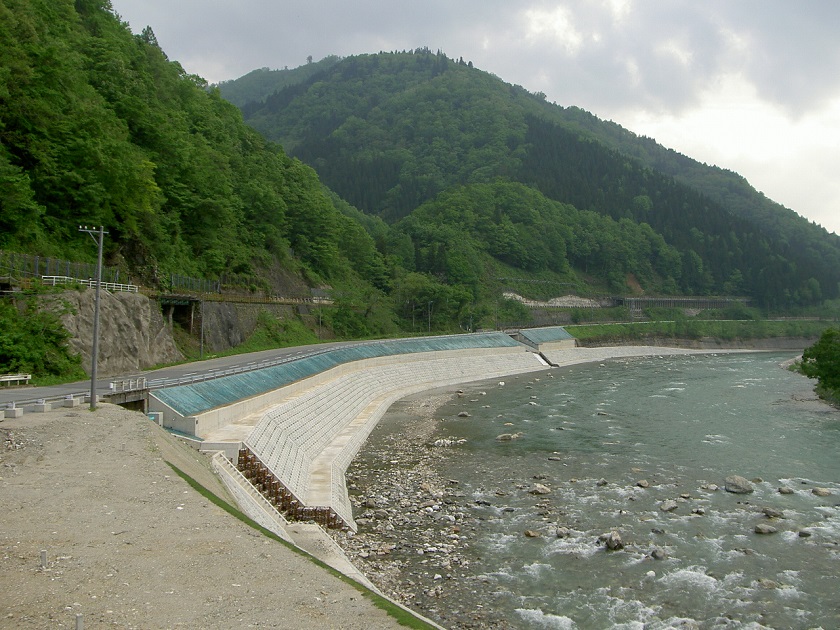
left=0, top=0, right=386, bottom=305
left=232, top=51, right=840, bottom=307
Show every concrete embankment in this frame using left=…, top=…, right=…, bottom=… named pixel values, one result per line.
left=242, top=346, right=548, bottom=530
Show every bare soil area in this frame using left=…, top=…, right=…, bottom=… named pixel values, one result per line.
left=0, top=404, right=403, bottom=629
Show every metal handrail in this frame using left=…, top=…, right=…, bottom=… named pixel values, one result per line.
left=41, top=276, right=138, bottom=293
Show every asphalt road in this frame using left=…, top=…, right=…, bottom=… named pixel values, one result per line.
left=0, top=339, right=362, bottom=409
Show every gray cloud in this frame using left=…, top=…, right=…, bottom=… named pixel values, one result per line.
left=110, top=0, right=840, bottom=233
left=113, top=0, right=840, bottom=117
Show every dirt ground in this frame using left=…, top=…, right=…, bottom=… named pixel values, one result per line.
left=0, top=404, right=404, bottom=629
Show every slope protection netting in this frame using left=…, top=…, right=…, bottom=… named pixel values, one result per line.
left=518, top=326, right=575, bottom=345
left=153, top=332, right=521, bottom=416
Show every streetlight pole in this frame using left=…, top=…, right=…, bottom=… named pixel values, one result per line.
left=79, top=226, right=107, bottom=411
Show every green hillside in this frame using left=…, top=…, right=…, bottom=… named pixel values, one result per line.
left=230, top=50, right=840, bottom=308
left=0, top=0, right=383, bottom=306
left=217, top=56, right=342, bottom=109
left=2, top=0, right=838, bottom=360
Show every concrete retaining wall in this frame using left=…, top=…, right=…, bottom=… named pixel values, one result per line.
left=245, top=347, right=548, bottom=529
left=151, top=346, right=535, bottom=439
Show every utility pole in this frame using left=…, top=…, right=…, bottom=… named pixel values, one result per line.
left=79, top=226, right=107, bottom=411
left=428, top=300, right=433, bottom=333
left=199, top=300, right=205, bottom=359
left=318, top=307, right=322, bottom=341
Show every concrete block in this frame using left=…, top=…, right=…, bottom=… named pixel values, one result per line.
left=64, top=397, right=80, bottom=408
left=5, top=407, right=24, bottom=418
left=33, top=402, right=53, bottom=413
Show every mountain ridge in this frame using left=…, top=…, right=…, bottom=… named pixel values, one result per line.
left=222, top=51, right=840, bottom=307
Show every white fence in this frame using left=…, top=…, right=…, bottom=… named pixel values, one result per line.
left=41, top=275, right=138, bottom=293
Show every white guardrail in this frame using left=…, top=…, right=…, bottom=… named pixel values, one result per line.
left=41, top=276, right=138, bottom=293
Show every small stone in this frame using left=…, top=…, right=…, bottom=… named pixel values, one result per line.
left=524, top=530, right=542, bottom=538
left=778, top=487, right=795, bottom=495
left=596, top=478, right=608, bottom=487
left=636, top=479, right=650, bottom=489
left=555, top=527, right=572, bottom=538
left=754, top=524, right=777, bottom=535
left=798, top=529, right=812, bottom=538
left=692, top=507, right=706, bottom=515
left=497, top=432, right=522, bottom=441
left=812, top=487, right=832, bottom=497
left=457, top=411, right=471, bottom=418
left=659, top=499, right=679, bottom=512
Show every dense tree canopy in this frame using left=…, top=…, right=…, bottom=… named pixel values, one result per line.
left=0, top=0, right=384, bottom=297
left=801, top=328, right=840, bottom=396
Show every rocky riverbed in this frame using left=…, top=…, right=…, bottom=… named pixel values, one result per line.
left=329, top=390, right=522, bottom=629
left=329, top=356, right=840, bottom=629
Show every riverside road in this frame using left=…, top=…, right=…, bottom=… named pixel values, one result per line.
left=0, top=340, right=357, bottom=409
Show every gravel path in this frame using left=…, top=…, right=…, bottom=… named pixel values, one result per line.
left=0, top=404, right=405, bottom=629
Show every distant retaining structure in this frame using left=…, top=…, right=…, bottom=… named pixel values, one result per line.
left=618, top=296, right=749, bottom=317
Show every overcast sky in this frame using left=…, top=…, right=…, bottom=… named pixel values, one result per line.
left=111, top=0, right=840, bottom=235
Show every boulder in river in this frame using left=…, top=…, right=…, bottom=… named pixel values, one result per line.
left=602, top=531, right=624, bottom=550
left=650, top=547, right=668, bottom=560
left=755, top=523, right=777, bottom=535
left=659, top=499, right=679, bottom=512
left=812, top=487, right=832, bottom=497
left=529, top=483, right=551, bottom=495
left=724, top=475, right=755, bottom=494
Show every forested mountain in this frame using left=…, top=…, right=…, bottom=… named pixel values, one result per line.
left=3, top=0, right=837, bottom=351
left=217, top=56, right=342, bottom=108
left=0, top=0, right=388, bottom=327
left=228, top=50, right=840, bottom=307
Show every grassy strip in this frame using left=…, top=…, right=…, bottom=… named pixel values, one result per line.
left=566, top=319, right=832, bottom=343
left=164, top=461, right=436, bottom=629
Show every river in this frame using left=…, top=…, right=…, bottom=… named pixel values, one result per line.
left=338, top=351, right=840, bottom=629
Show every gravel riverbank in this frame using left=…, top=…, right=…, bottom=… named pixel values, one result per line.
left=328, top=387, right=515, bottom=629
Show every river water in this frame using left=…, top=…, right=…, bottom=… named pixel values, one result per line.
left=346, top=352, right=840, bottom=629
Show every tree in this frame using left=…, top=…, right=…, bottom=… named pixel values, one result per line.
left=800, top=328, right=840, bottom=396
